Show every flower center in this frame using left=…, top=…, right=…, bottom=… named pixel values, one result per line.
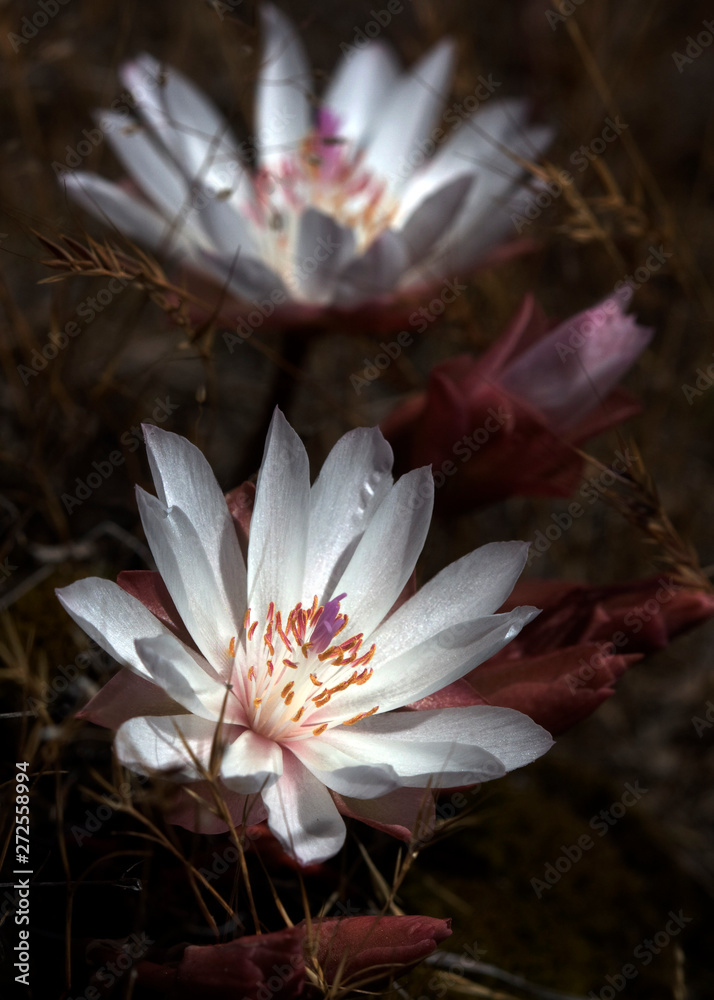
left=236, top=594, right=378, bottom=742
left=248, top=107, right=398, bottom=295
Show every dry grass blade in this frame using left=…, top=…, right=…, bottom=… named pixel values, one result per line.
left=424, top=953, right=590, bottom=1000
left=579, top=437, right=712, bottom=590
left=83, top=768, right=240, bottom=934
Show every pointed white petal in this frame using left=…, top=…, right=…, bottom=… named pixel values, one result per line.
left=115, top=713, right=231, bottom=780
left=372, top=541, right=531, bottom=662
left=247, top=409, right=311, bottom=619
left=419, top=112, right=554, bottom=272
left=292, top=208, right=356, bottom=303
left=323, top=43, right=400, bottom=146
left=99, top=111, right=190, bottom=222
left=332, top=467, right=433, bottom=638
left=309, top=704, right=552, bottom=789
left=311, top=606, right=540, bottom=723
left=221, top=729, right=283, bottom=793
left=289, top=737, right=399, bottom=798
left=256, top=4, right=312, bottom=169
left=199, top=248, right=288, bottom=303
left=332, top=229, right=410, bottom=308
left=294, top=714, right=505, bottom=793
left=56, top=578, right=172, bottom=680
left=119, top=53, right=244, bottom=187
left=302, top=427, right=394, bottom=604
left=261, top=748, right=346, bottom=864
left=363, top=40, right=455, bottom=186
left=136, top=490, right=244, bottom=677
left=143, top=424, right=247, bottom=608
left=197, top=196, right=258, bottom=258
left=134, top=634, right=230, bottom=721
left=62, top=172, right=190, bottom=255
left=398, top=173, right=474, bottom=265
left=394, top=98, right=530, bottom=223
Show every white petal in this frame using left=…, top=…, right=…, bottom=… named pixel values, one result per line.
left=261, top=748, right=346, bottom=864
left=134, top=634, right=230, bottom=721
left=247, top=409, right=311, bottom=619
left=313, top=704, right=553, bottom=787
left=394, top=98, right=530, bottom=223
left=289, top=736, right=399, bottom=798
left=333, top=467, right=433, bottom=639
left=371, top=541, right=531, bottom=662
left=221, top=729, right=283, bottom=793
left=302, top=427, right=394, bottom=604
left=143, top=424, right=247, bottom=614
left=56, top=578, right=172, bottom=680
left=197, top=196, right=258, bottom=258
left=398, top=174, right=474, bottom=265
left=119, top=53, right=244, bottom=188
left=199, top=248, right=289, bottom=303
left=422, top=112, right=554, bottom=271
left=311, top=606, right=539, bottom=723
left=136, top=490, right=244, bottom=676
left=295, top=716, right=504, bottom=793
left=115, top=713, right=231, bottom=780
left=363, top=40, right=455, bottom=186
left=292, top=208, right=356, bottom=304
left=332, top=229, right=410, bottom=308
left=62, top=172, right=192, bottom=256
left=99, top=111, right=190, bottom=222
left=323, top=43, right=400, bottom=146
left=256, top=4, right=312, bottom=169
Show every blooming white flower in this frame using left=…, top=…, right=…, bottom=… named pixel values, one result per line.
left=63, top=4, right=551, bottom=313
left=57, top=412, right=552, bottom=864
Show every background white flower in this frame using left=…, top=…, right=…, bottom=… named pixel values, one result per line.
left=57, top=412, right=552, bottom=864
left=63, top=4, right=551, bottom=313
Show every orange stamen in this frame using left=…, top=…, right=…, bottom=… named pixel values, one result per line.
left=342, top=706, right=379, bottom=726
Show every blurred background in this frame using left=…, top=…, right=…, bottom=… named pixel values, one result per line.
left=1, top=0, right=714, bottom=997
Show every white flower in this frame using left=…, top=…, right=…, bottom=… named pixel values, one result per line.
left=57, top=412, right=552, bottom=864
left=63, top=4, right=551, bottom=313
